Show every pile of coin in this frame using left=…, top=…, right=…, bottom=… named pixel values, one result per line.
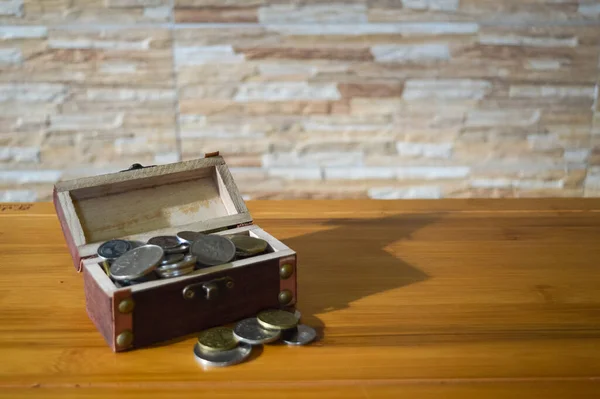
left=193, top=309, right=317, bottom=367
left=97, top=232, right=271, bottom=286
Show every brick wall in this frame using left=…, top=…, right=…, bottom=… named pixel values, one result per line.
left=1, top=0, right=599, bottom=200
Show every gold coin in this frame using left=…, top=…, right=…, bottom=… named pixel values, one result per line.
left=257, top=309, right=298, bottom=331
left=197, top=327, right=237, bottom=352
left=230, top=235, right=268, bottom=257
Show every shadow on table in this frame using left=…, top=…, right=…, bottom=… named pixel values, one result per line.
left=281, top=213, right=439, bottom=340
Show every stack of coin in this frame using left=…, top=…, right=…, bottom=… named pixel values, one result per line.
left=148, top=235, right=189, bottom=254
left=97, top=231, right=271, bottom=286
left=193, top=327, right=253, bottom=367
left=191, top=234, right=236, bottom=267
left=108, top=244, right=164, bottom=285
left=156, top=254, right=197, bottom=278
left=194, top=309, right=316, bottom=368
left=228, top=235, right=269, bottom=259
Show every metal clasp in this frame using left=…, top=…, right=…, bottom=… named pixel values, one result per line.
left=182, top=277, right=234, bottom=301
left=120, top=163, right=156, bottom=172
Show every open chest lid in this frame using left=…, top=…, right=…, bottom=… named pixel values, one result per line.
left=54, top=153, right=252, bottom=261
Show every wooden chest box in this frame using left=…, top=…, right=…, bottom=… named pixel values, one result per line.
left=52, top=154, right=297, bottom=352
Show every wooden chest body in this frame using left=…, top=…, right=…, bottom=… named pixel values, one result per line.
left=53, top=155, right=297, bottom=352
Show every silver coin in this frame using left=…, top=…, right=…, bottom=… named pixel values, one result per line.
left=281, top=324, right=317, bottom=346
left=233, top=318, right=281, bottom=345
left=147, top=236, right=181, bottom=250
left=176, top=231, right=204, bottom=244
left=157, top=266, right=195, bottom=279
left=157, top=255, right=197, bottom=272
left=97, top=240, right=132, bottom=260
left=191, top=235, right=236, bottom=266
left=193, top=342, right=252, bottom=368
left=160, top=253, right=185, bottom=265
left=165, top=243, right=190, bottom=254
left=109, top=245, right=163, bottom=281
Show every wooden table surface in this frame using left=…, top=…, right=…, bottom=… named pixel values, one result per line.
left=1, top=199, right=600, bottom=398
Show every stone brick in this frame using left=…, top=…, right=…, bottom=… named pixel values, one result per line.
left=48, top=114, right=124, bottom=132
left=175, top=7, right=258, bottom=23
left=175, top=46, right=245, bottom=66
left=338, top=82, right=403, bottom=98
left=0, top=0, right=22, bottom=16
left=0, top=170, right=62, bottom=184
left=397, top=166, right=470, bottom=179
left=98, top=62, right=138, bottom=74
left=403, top=79, right=492, bottom=101
left=0, top=146, right=40, bottom=162
left=324, top=167, right=396, bottom=180
left=105, top=0, right=163, bottom=8
left=371, top=44, right=451, bottom=63
left=368, top=185, right=442, bottom=199
left=396, top=142, right=453, bottom=158
left=0, top=83, right=67, bottom=103
left=465, top=109, right=540, bottom=127
left=0, top=26, right=46, bottom=39
left=143, top=5, right=171, bottom=20
left=403, top=0, right=459, bottom=10
left=258, top=4, right=367, bottom=24
left=525, top=59, right=563, bottom=71
left=154, top=152, right=180, bottom=164
left=564, top=149, right=590, bottom=163
left=240, top=47, right=374, bottom=62
left=350, top=98, right=401, bottom=115
left=509, top=85, right=596, bottom=99
left=265, top=22, right=479, bottom=36
left=234, top=82, right=341, bottom=102
left=578, top=3, right=600, bottom=17
left=263, top=151, right=363, bottom=168
left=268, top=167, right=322, bottom=180
left=0, top=190, right=37, bottom=202
left=0, top=48, right=21, bottom=65
left=48, top=38, right=152, bottom=51
left=83, top=88, right=175, bottom=102
left=258, top=64, right=317, bottom=78
left=479, top=34, right=578, bottom=48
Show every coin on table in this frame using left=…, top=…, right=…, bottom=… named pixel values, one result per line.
left=281, top=324, right=317, bottom=346
left=157, top=255, right=197, bottom=272
left=193, top=342, right=252, bottom=368
left=233, top=318, right=281, bottom=345
left=97, top=239, right=132, bottom=260
left=257, top=309, right=298, bottom=331
left=165, top=243, right=190, bottom=255
left=176, top=231, right=204, bottom=244
left=230, top=235, right=268, bottom=257
left=109, top=244, right=164, bottom=281
left=160, top=253, right=185, bottom=265
left=147, top=236, right=181, bottom=251
left=197, top=326, right=237, bottom=352
left=191, top=235, right=236, bottom=266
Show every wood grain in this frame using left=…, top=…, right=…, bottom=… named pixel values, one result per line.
left=1, top=200, right=600, bottom=398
